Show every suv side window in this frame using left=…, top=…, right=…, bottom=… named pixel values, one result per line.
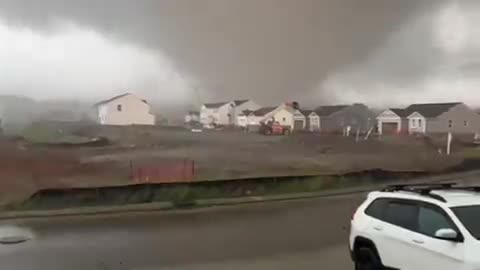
left=418, top=204, right=457, bottom=238
left=365, top=198, right=388, bottom=220
left=384, top=200, right=418, bottom=231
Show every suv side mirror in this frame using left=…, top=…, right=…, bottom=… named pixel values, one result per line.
left=435, top=228, right=461, bottom=242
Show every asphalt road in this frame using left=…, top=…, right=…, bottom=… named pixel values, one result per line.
left=0, top=193, right=365, bottom=270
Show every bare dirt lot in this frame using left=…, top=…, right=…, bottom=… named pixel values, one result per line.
left=0, top=122, right=473, bottom=204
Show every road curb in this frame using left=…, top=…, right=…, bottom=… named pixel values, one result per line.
left=1, top=170, right=479, bottom=220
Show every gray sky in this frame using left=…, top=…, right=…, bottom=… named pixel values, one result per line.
left=1, top=0, right=479, bottom=107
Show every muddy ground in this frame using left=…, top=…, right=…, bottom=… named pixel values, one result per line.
left=0, top=122, right=473, bottom=203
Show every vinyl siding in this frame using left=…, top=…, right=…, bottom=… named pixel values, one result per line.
left=97, top=94, right=155, bottom=126
left=426, top=104, right=480, bottom=134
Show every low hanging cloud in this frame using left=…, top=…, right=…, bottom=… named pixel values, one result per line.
left=319, top=1, right=480, bottom=108
left=0, top=0, right=430, bottom=106
left=0, top=19, right=193, bottom=103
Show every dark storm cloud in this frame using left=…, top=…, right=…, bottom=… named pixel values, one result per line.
left=0, top=0, right=450, bottom=105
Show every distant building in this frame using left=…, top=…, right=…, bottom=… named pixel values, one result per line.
left=199, top=99, right=260, bottom=127
left=94, top=93, right=155, bottom=126
left=246, top=104, right=296, bottom=131
left=377, top=109, right=410, bottom=135
left=200, top=101, right=235, bottom=127
left=378, top=103, right=480, bottom=135
left=405, top=103, right=479, bottom=135
left=232, top=100, right=261, bottom=126
left=313, top=104, right=376, bottom=134
left=184, top=111, right=200, bottom=124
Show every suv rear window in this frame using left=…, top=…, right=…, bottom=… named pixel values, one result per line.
left=365, top=198, right=388, bottom=219
left=365, top=198, right=418, bottom=231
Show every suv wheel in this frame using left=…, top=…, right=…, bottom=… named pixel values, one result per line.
left=355, top=247, right=382, bottom=270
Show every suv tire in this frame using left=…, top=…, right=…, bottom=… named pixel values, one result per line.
left=354, top=247, right=382, bottom=270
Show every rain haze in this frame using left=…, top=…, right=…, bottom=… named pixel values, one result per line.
left=0, top=0, right=479, bottom=109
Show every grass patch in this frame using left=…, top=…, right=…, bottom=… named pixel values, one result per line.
left=20, top=124, right=88, bottom=144
left=9, top=170, right=426, bottom=211
left=459, top=148, right=480, bottom=158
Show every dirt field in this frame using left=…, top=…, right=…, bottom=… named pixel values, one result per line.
left=0, top=122, right=472, bottom=204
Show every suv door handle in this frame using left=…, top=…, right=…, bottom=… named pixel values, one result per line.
left=373, top=226, right=383, bottom=231
left=412, top=239, right=424, bottom=244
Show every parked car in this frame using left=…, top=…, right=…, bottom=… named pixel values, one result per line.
left=350, top=183, right=480, bottom=270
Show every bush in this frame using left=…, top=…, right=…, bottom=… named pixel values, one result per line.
left=170, top=186, right=197, bottom=207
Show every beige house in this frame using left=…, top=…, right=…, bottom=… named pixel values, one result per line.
left=94, top=93, right=155, bottom=126
left=405, top=103, right=480, bottom=135
left=248, top=104, right=296, bottom=129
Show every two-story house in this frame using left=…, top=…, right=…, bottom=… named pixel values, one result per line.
left=200, top=102, right=235, bottom=127
left=233, top=100, right=261, bottom=126
left=94, top=93, right=155, bottom=126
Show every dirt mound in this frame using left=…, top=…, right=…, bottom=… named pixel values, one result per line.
left=0, top=140, right=112, bottom=203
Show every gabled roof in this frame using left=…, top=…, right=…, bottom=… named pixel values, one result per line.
left=239, top=109, right=255, bottom=116
left=314, top=105, right=349, bottom=117
left=252, top=107, right=277, bottom=116
left=299, top=109, right=314, bottom=116
left=204, top=102, right=230, bottom=109
left=95, top=93, right=138, bottom=107
left=234, top=99, right=249, bottom=106
left=389, top=108, right=409, bottom=118
left=405, top=102, right=462, bottom=118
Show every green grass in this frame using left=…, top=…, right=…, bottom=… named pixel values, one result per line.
left=460, top=148, right=480, bottom=158
left=10, top=173, right=401, bottom=211
left=20, top=124, right=88, bottom=144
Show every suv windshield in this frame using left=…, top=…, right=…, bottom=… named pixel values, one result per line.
left=451, top=206, right=480, bottom=240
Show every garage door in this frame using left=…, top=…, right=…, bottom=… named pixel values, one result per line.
left=294, top=120, right=304, bottom=130
left=382, top=123, right=398, bottom=135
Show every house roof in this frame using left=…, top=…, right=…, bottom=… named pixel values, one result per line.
left=299, top=109, right=314, bottom=116
left=234, top=99, right=249, bottom=106
left=239, top=109, right=255, bottom=116
left=253, top=107, right=277, bottom=116
left=389, top=108, right=409, bottom=118
left=95, top=93, right=140, bottom=107
left=405, top=102, right=462, bottom=118
left=314, top=105, right=349, bottom=117
left=204, top=102, right=230, bottom=109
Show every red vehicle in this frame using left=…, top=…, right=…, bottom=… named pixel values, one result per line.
left=259, top=121, right=291, bottom=135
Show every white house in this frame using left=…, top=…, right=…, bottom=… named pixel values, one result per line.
left=184, top=111, right=200, bottom=123
left=233, top=100, right=261, bottom=126
left=293, top=110, right=307, bottom=130
left=308, top=111, right=320, bottom=131
left=377, top=109, right=409, bottom=135
left=200, top=101, right=235, bottom=127
left=94, top=93, right=155, bottom=126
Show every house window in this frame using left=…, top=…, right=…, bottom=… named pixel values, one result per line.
left=464, top=121, right=469, bottom=127
left=418, top=119, right=422, bottom=128
left=448, top=120, right=453, bottom=128
left=117, top=104, right=122, bottom=112
left=411, top=119, right=416, bottom=128
left=282, top=117, right=286, bottom=122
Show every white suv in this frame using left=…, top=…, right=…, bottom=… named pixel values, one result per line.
left=349, top=183, right=480, bottom=270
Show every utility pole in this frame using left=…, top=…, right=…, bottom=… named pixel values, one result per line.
left=447, top=132, right=452, bottom=155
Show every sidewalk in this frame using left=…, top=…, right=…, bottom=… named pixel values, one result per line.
left=1, top=170, right=479, bottom=220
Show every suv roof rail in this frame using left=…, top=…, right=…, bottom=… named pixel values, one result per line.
left=382, top=183, right=456, bottom=192
left=382, top=183, right=458, bottom=203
